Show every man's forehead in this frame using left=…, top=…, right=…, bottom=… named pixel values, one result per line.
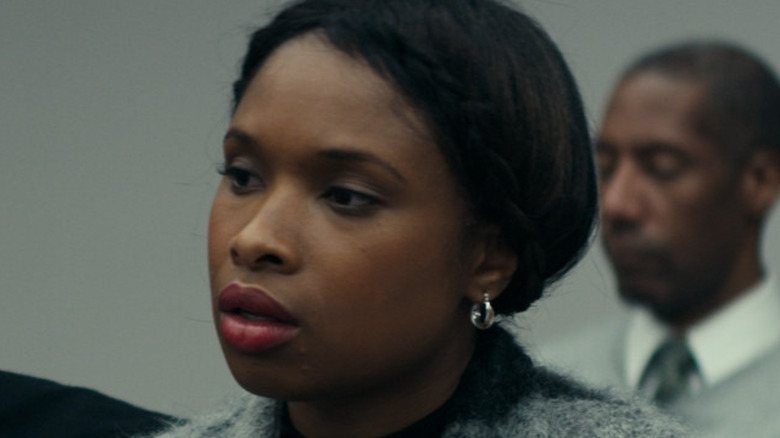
left=597, top=73, right=712, bottom=152
left=609, top=74, right=704, bottom=124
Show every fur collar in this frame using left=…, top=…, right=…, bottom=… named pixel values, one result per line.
left=145, top=326, right=686, bottom=437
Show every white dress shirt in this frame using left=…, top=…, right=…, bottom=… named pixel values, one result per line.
left=624, top=274, right=780, bottom=394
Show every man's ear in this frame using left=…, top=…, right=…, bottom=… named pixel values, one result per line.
left=740, top=149, right=780, bottom=221
left=465, top=225, right=519, bottom=304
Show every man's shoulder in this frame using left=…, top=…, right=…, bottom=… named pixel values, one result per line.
left=697, top=339, right=780, bottom=407
left=669, top=342, right=780, bottom=436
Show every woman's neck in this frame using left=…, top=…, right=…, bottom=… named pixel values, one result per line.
left=286, top=328, right=476, bottom=438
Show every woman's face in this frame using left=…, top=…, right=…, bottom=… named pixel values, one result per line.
left=208, top=35, right=484, bottom=403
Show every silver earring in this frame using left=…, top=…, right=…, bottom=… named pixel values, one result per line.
left=470, top=293, right=495, bottom=330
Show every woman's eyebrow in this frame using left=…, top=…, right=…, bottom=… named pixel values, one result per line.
left=223, top=129, right=258, bottom=147
left=317, top=148, right=407, bottom=183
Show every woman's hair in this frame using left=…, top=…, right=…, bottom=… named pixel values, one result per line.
left=232, top=0, right=597, bottom=314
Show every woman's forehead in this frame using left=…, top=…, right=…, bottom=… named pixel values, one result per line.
left=242, top=33, right=433, bottom=143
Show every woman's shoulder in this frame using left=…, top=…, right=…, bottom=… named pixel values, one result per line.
left=447, top=390, right=687, bottom=437
left=140, top=327, right=687, bottom=438
left=137, top=395, right=280, bottom=438
left=445, top=327, right=687, bottom=437
left=514, top=368, right=687, bottom=437
left=451, top=361, right=687, bottom=437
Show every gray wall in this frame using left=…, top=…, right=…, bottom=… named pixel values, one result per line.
left=2, top=0, right=779, bottom=416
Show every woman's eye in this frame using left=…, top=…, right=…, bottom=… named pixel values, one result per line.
left=323, top=187, right=380, bottom=212
left=218, top=165, right=263, bottom=194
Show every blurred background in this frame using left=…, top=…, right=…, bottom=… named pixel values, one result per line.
left=2, top=0, right=779, bottom=416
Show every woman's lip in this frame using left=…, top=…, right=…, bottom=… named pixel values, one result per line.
left=217, top=283, right=299, bottom=353
left=218, top=283, right=297, bottom=324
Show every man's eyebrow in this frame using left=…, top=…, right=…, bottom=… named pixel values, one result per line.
left=594, top=139, right=685, bottom=156
left=634, top=141, right=689, bottom=158
left=317, top=148, right=407, bottom=182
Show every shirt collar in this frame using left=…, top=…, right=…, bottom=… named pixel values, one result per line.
left=688, top=274, right=780, bottom=386
left=625, top=273, right=780, bottom=389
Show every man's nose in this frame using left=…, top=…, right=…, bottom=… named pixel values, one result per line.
left=600, top=162, right=647, bottom=230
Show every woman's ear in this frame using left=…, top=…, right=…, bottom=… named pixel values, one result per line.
left=740, top=149, right=780, bottom=221
left=466, top=225, right=519, bottom=304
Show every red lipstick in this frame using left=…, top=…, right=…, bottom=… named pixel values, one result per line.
left=217, top=283, right=299, bottom=353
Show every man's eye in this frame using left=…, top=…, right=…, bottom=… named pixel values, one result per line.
left=596, top=151, right=616, bottom=181
left=218, top=165, right=263, bottom=194
left=645, top=153, right=687, bottom=181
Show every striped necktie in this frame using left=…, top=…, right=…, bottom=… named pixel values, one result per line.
left=639, top=336, right=698, bottom=405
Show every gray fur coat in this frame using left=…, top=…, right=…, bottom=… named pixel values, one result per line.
left=143, top=327, right=685, bottom=437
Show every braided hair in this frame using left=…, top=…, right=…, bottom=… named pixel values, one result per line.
left=232, top=0, right=598, bottom=314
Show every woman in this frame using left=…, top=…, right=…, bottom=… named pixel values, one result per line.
left=148, top=0, right=684, bottom=436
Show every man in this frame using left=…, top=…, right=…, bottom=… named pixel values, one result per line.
left=0, top=370, right=174, bottom=438
left=540, top=41, right=780, bottom=436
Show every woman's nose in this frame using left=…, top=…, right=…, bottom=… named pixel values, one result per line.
left=228, top=192, right=301, bottom=274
